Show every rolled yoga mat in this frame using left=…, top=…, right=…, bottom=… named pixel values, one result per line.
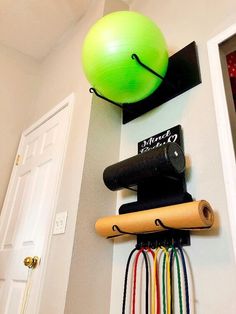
left=95, top=200, right=214, bottom=238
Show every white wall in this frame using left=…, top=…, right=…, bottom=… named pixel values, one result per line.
left=64, top=96, right=121, bottom=314
left=110, top=1, right=236, bottom=313
left=0, top=44, right=40, bottom=211
left=64, top=1, right=127, bottom=313
left=30, top=1, right=108, bottom=313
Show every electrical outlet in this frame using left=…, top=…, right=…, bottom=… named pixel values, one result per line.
left=53, top=211, right=68, bottom=235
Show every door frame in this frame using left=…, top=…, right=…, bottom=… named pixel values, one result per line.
left=0, top=93, right=74, bottom=313
left=207, top=24, right=236, bottom=257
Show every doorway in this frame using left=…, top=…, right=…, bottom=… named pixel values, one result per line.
left=219, top=35, right=236, bottom=153
left=0, top=94, right=74, bottom=313
left=208, top=24, right=236, bottom=259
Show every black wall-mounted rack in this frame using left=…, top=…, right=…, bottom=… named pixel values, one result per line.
left=90, top=41, right=201, bottom=124
left=102, top=126, right=193, bottom=247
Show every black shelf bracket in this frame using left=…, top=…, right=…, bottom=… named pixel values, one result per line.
left=123, top=41, right=201, bottom=123
left=89, top=42, right=201, bottom=124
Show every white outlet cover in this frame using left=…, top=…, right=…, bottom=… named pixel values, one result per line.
left=53, top=211, right=68, bottom=235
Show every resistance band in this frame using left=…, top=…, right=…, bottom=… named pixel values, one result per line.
left=122, top=248, right=137, bottom=314
left=169, top=249, right=174, bottom=313
left=147, top=247, right=164, bottom=314
left=177, top=245, right=190, bottom=314
left=161, top=247, right=171, bottom=314
left=122, top=245, right=191, bottom=314
left=152, top=248, right=161, bottom=314
left=170, top=245, right=183, bottom=314
left=132, top=248, right=149, bottom=314
left=145, top=248, right=156, bottom=314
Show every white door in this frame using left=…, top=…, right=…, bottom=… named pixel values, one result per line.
left=0, top=94, right=74, bottom=313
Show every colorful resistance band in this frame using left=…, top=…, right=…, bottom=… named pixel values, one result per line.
left=177, top=245, right=190, bottom=314
left=161, top=247, right=171, bottom=314
left=122, top=247, right=137, bottom=314
left=122, top=245, right=191, bottom=314
left=169, top=249, right=174, bottom=313
left=132, top=248, right=149, bottom=314
left=144, top=248, right=160, bottom=314
left=152, top=248, right=161, bottom=314
left=170, top=245, right=183, bottom=314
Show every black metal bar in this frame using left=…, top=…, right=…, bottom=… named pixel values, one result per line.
left=131, top=53, right=165, bottom=81
left=89, top=87, right=123, bottom=109
left=155, top=218, right=211, bottom=230
left=106, top=214, right=211, bottom=240
left=107, top=224, right=160, bottom=239
left=136, top=230, right=190, bottom=249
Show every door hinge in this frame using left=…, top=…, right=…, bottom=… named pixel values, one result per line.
left=15, top=154, right=21, bottom=166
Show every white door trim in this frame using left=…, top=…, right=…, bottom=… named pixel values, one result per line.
left=207, top=25, right=236, bottom=258
left=24, top=93, right=74, bottom=137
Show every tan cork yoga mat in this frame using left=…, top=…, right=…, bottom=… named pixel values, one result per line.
left=95, top=200, right=214, bottom=238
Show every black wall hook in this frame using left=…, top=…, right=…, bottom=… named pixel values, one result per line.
left=136, top=230, right=190, bottom=249
left=89, top=87, right=123, bottom=109
left=107, top=217, right=211, bottom=240
left=155, top=219, right=212, bottom=231
left=106, top=219, right=192, bottom=248
left=131, top=53, right=166, bottom=81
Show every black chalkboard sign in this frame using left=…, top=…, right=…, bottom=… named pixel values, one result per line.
left=138, top=125, right=183, bottom=154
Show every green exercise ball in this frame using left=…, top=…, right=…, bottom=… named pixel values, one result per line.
left=82, top=11, right=168, bottom=104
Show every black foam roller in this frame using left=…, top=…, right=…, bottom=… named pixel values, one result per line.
left=103, top=142, right=185, bottom=191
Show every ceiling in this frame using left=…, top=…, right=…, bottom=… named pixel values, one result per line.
left=0, top=0, right=133, bottom=61
left=0, top=0, right=93, bottom=60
